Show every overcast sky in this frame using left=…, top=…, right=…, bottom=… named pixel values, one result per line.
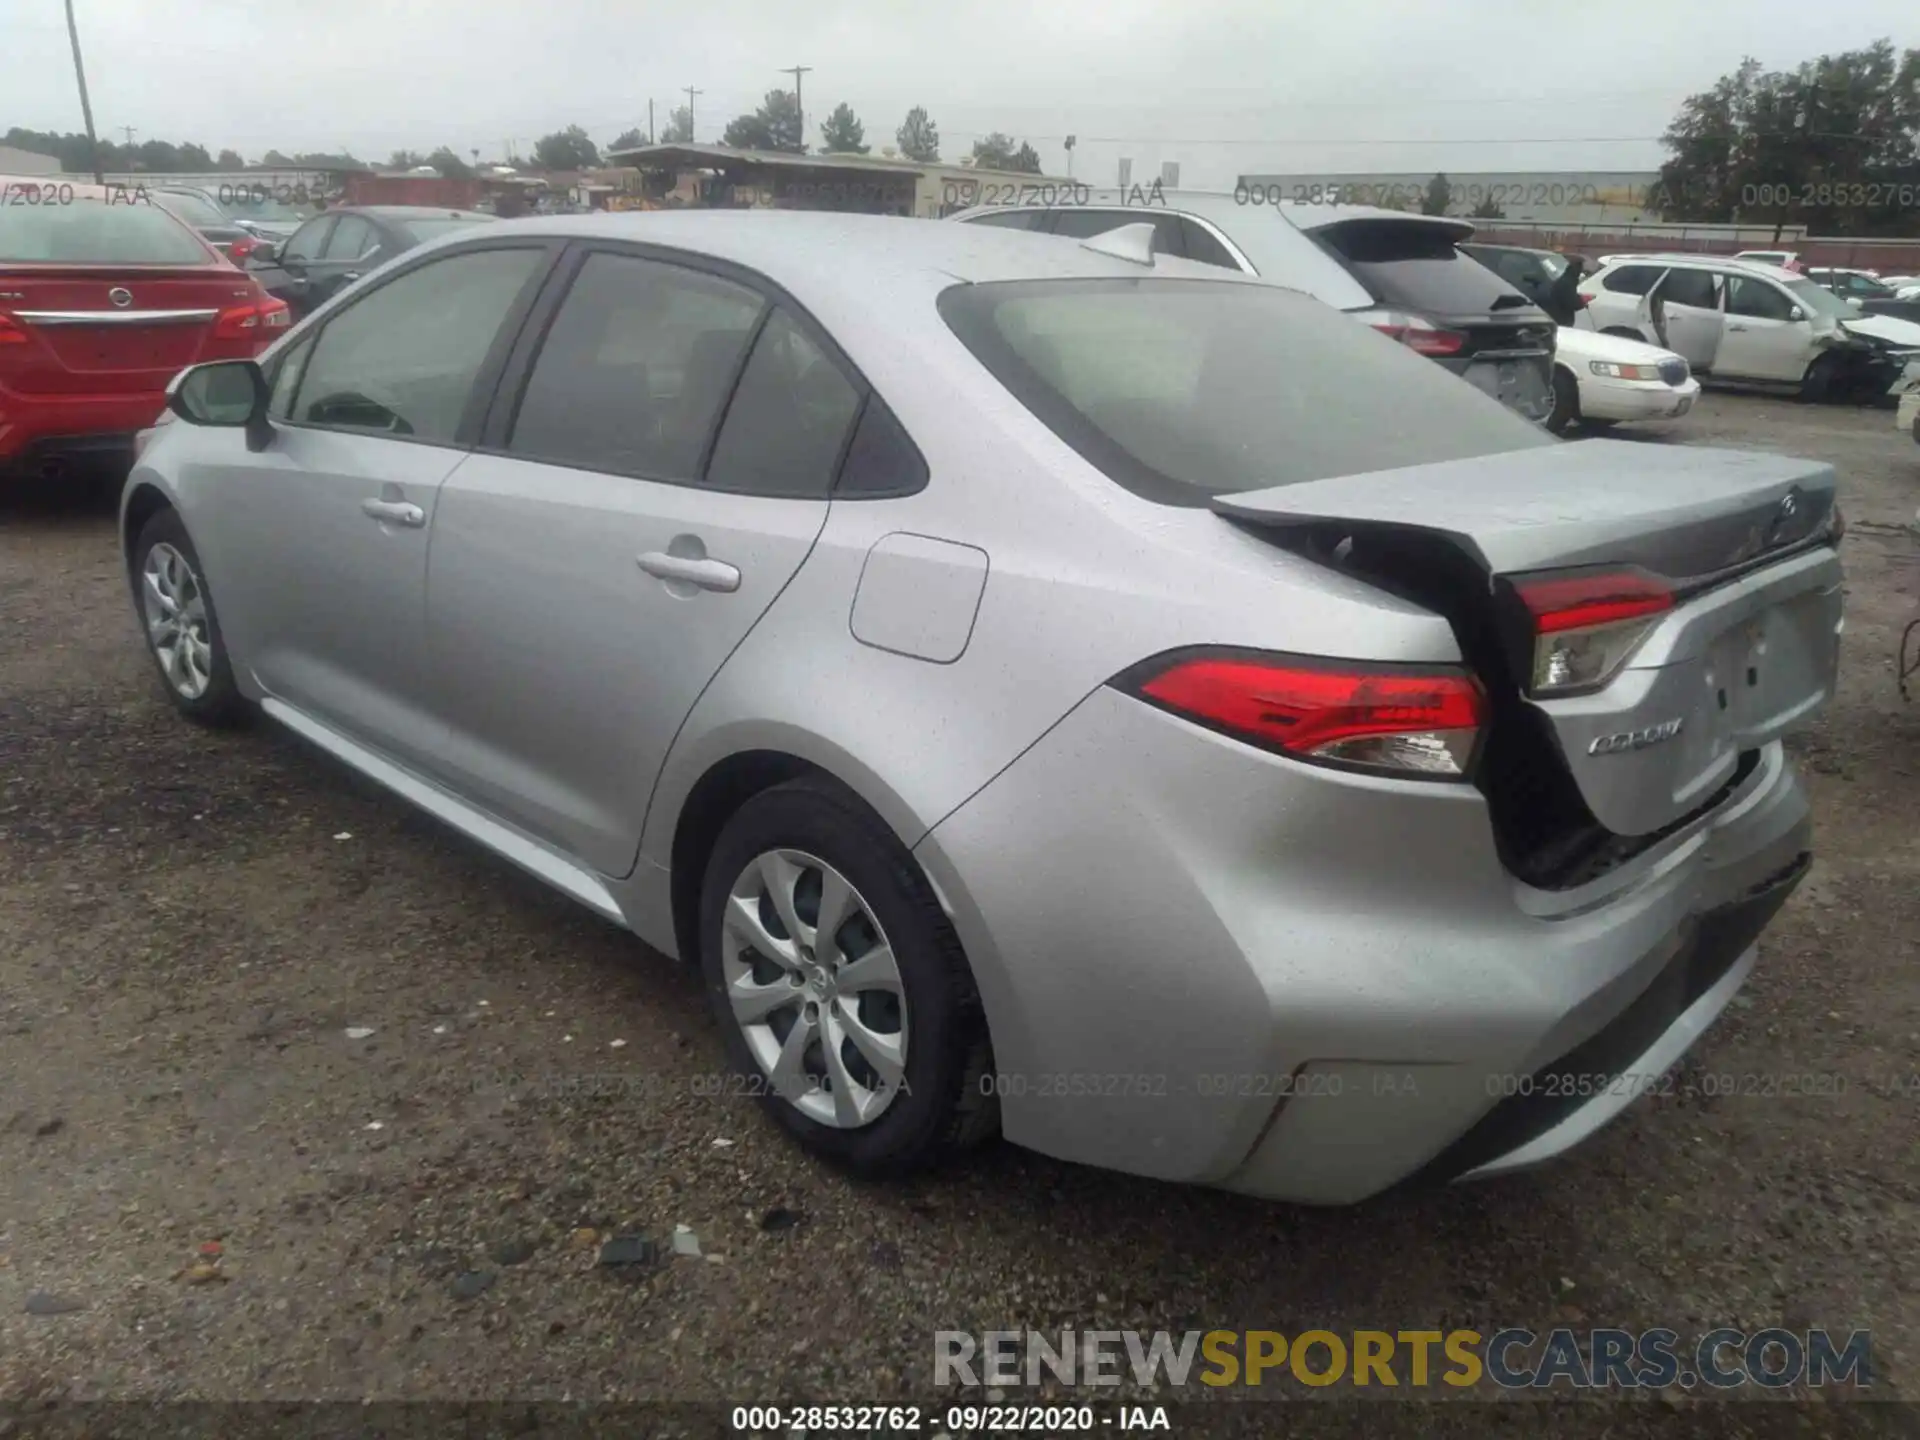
left=6, top=0, right=1916, bottom=185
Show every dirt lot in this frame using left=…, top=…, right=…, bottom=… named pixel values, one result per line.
left=2, top=393, right=1919, bottom=1431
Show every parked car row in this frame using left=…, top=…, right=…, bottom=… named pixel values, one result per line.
left=124, top=209, right=1841, bottom=1202
left=0, top=181, right=496, bottom=480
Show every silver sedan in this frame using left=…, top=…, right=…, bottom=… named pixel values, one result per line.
left=121, top=211, right=1839, bottom=1202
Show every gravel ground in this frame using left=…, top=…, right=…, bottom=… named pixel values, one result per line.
left=2, top=393, right=1919, bottom=1433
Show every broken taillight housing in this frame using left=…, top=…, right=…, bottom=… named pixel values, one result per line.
left=1114, top=649, right=1486, bottom=779
left=1513, top=569, right=1674, bottom=696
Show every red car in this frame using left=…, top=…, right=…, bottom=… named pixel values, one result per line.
left=0, top=176, right=289, bottom=482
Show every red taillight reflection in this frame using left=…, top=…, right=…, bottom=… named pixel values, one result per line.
left=0, top=313, right=26, bottom=345
left=212, top=297, right=291, bottom=342
left=1517, top=571, right=1673, bottom=634
left=1119, top=651, right=1485, bottom=778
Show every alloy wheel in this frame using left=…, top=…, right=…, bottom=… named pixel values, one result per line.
left=721, top=848, right=908, bottom=1128
left=141, top=542, right=214, bottom=700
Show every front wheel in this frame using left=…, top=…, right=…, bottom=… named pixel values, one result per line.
left=1546, top=367, right=1581, bottom=435
left=131, top=508, right=249, bottom=726
left=698, top=779, right=995, bottom=1177
left=1801, top=353, right=1843, bottom=403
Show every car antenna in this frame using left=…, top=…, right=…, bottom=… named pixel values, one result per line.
left=1080, top=222, right=1156, bottom=267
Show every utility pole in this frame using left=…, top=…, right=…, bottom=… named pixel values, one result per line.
left=64, top=0, right=104, bottom=184
left=780, top=65, right=811, bottom=152
left=684, top=87, right=702, bottom=142
left=119, top=124, right=136, bottom=147
left=648, top=99, right=655, bottom=145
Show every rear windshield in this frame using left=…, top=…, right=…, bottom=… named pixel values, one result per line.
left=939, top=277, right=1553, bottom=507
left=1310, top=220, right=1535, bottom=317
left=397, top=215, right=497, bottom=243
left=0, top=199, right=209, bottom=264
left=154, top=192, right=229, bottom=228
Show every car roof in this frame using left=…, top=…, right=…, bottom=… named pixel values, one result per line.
left=464, top=209, right=1276, bottom=287
left=1595, top=253, right=1800, bottom=281
left=1279, top=203, right=1476, bottom=240
left=336, top=206, right=495, bottom=221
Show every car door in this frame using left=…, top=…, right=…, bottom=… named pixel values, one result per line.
left=191, top=241, right=555, bottom=769
left=306, top=213, right=379, bottom=309
left=422, top=246, right=863, bottom=876
left=257, top=213, right=333, bottom=315
left=1642, top=266, right=1723, bottom=368
left=1718, top=273, right=1817, bottom=382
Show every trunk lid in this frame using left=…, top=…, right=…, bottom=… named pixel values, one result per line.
left=1214, top=440, right=1842, bottom=846
left=0, top=266, right=259, bottom=396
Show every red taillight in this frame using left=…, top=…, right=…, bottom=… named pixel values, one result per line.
left=1575, top=291, right=1594, bottom=308
left=1355, top=307, right=1468, bottom=357
left=0, top=313, right=26, bottom=345
left=228, top=235, right=262, bottom=263
left=1518, top=571, right=1673, bottom=633
left=1514, top=569, right=1674, bottom=695
left=1119, top=651, right=1485, bottom=779
left=212, top=297, right=291, bottom=341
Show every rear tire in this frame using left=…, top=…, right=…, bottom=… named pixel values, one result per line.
left=1546, top=367, right=1581, bottom=435
left=698, top=778, right=996, bottom=1178
left=131, top=508, right=249, bottom=727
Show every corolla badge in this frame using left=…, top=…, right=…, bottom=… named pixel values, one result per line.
left=1588, top=717, right=1684, bottom=755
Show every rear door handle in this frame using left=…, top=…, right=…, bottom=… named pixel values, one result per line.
left=1728, top=323, right=1749, bottom=332
left=637, top=552, right=740, bottom=592
left=361, top=498, right=425, bottom=528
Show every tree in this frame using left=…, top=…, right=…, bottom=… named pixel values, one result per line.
left=1421, top=172, right=1452, bottom=215
left=723, top=90, right=803, bottom=152
left=262, top=149, right=293, bottom=167
left=610, top=127, right=647, bottom=152
left=428, top=146, right=473, bottom=179
left=819, top=102, right=867, bottom=154
left=531, top=124, right=600, bottom=171
left=660, top=106, right=694, bottom=144
left=1010, top=141, right=1041, bottom=174
left=896, top=106, right=940, bottom=162
left=388, top=149, right=424, bottom=170
left=968, top=132, right=1018, bottom=168
left=215, top=148, right=246, bottom=170
left=1658, top=41, right=1920, bottom=235
left=1469, top=196, right=1506, bottom=219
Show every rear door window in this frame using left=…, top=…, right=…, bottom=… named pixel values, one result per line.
left=1657, top=267, right=1720, bottom=309
left=505, top=250, right=766, bottom=481
left=1601, top=264, right=1661, bottom=295
left=704, top=308, right=863, bottom=498
left=1308, top=220, right=1525, bottom=315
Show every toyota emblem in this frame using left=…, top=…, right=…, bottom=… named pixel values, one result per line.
left=108, top=287, right=132, bottom=308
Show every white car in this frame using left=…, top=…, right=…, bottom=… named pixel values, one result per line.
left=1578, top=253, right=1920, bottom=401
left=1548, top=325, right=1699, bottom=433
left=1733, top=249, right=1803, bottom=272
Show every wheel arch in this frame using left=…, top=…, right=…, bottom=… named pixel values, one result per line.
left=659, top=734, right=945, bottom=970
left=121, top=481, right=175, bottom=578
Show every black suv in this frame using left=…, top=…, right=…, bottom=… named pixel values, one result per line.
left=1293, top=210, right=1558, bottom=424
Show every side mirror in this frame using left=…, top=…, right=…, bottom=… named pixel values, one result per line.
left=1846, top=296, right=1864, bottom=311
left=168, top=360, right=274, bottom=452
left=1788, top=306, right=1805, bottom=322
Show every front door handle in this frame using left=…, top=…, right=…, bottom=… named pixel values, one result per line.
left=1728, top=323, right=1749, bottom=332
left=361, top=498, right=425, bottom=528
left=637, top=552, right=740, bottom=592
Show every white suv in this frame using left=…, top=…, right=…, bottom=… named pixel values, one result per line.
left=1578, top=254, right=1920, bottom=401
